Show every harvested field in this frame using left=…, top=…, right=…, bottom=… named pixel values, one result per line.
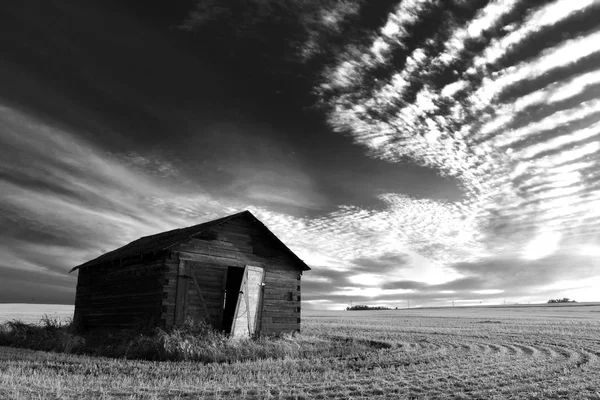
left=0, top=304, right=73, bottom=325
left=1, top=304, right=600, bottom=399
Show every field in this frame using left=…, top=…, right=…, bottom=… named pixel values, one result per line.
left=1, top=304, right=600, bottom=399
left=0, top=304, right=74, bottom=325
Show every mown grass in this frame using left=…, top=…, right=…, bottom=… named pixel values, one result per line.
left=1, top=305, right=600, bottom=399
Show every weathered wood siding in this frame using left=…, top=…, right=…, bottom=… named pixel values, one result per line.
left=74, top=258, right=166, bottom=330
left=161, top=256, right=230, bottom=329
left=170, top=215, right=303, bottom=335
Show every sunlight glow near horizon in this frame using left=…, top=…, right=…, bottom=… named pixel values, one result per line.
left=578, top=245, right=600, bottom=257
left=348, top=273, right=386, bottom=286
left=522, top=231, right=562, bottom=260
left=568, top=277, right=600, bottom=302
left=473, top=289, right=504, bottom=295
left=332, top=287, right=416, bottom=298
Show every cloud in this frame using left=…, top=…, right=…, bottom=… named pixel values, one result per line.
left=183, top=0, right=363, bottom=62
left=317, top=0, right=600, bottom=270
left=0, top=273, right=74, bottom=304
left=378, top=280, right=428, bottom=290
left=474, top=0, right=600, bottom=68
left=115, top=152, right=181, bottom=178
left=352, top=252, right=411, bottom=274
left=450, top=253, right=600, bottom=288
left=251, top=193, right=482, bottom=272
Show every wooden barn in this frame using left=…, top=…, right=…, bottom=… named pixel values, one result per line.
left=71, top=211, right=310, bottom=337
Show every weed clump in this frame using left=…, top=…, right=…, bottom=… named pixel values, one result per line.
left=0, top=315, right=85, bottom=354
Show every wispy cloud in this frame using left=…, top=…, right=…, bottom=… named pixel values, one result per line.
left=115, top=151, right=181, bottom=178
left=0, top=104, right=234, bottom=302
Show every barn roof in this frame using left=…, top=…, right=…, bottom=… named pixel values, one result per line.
left=70, top=210, right=310, bottom=272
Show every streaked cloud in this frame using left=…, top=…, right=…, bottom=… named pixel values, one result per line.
left=474, top=0, right=600, bottom=68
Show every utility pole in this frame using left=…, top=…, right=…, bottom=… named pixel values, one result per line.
left=407, top=299, right=410, bottom=309
left=452, top=300, right=455, bottom=308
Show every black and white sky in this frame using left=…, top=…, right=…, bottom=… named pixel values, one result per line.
left=1, top=0, right=599, bottom=308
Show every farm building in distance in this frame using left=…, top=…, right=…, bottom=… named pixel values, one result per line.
left=70, top=211, right=310, bottom=337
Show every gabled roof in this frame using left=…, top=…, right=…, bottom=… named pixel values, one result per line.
left=70, top=210, right=310, bottom=272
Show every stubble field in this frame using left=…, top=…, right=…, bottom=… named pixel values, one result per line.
left=1, top=303, right=600, bottom=399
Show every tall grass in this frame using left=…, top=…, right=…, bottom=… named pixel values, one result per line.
left=0, top=315, right=84, bottom=354
left=0, top=316, right=368, bottom=363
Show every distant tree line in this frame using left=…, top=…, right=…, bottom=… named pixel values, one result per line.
left=346, top=305, right=391, bottom=311
left=547, top=298, right=577, bottom=303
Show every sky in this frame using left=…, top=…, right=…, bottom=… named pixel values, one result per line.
left=1, top=0, right=599, bottom=309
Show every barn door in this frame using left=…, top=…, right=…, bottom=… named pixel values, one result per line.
left=188, top=265, right=227, bottom=329
left=175, top=260, right=227, bottom=329
left=230, top=266, right=265, bottom=338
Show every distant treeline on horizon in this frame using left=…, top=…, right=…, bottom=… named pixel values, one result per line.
left=346, top=305, right=393, bottom=311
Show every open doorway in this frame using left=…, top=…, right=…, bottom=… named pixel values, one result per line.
left=222, top=266, right=244, bottom=334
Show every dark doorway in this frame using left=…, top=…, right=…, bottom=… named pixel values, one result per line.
left=222, top=266, right=244, bottom=334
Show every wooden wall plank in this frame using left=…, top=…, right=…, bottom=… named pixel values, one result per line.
left=174, top=259, right=188, bottom=326
left=75, top=257, right=167, bottom=330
